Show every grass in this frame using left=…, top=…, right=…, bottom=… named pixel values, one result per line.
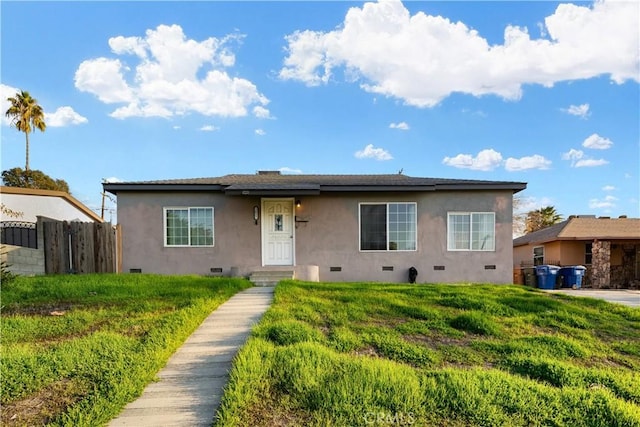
left=216, top=281, right=640, bottom=426
left=1, top=273, right=251, bottom=426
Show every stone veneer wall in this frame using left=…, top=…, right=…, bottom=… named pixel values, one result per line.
left=591, top=240, right=611, bottom=289
left=611, top=244, right=639, bottom=289
left=590, top=240, right=610, bottom=289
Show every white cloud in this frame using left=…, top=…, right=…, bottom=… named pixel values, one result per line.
left=280, top=0, right=638, bottom=107
left=442, top=149, right=503, bottom=171
left=199, top=125, right=219, bottom=132
left=355, top=143, right=393, bottom=161
left=173, top=125, right=181, bottom=130
left=389, top=122, right=409, bottom=130
left=561, top=148, right=608, bottom=167
left=602, top=185, right=616, bottom=191
left=561, top=148, right=584, bottom=162
left=253, top=105, right=272, bottom=119
left=279, top=167, right=303, bottom=174
left=575, top=158, right=609, bottom=167
left=255, top=128, right=266, bottom=136
left=504, top=154, right=551, bottom=171
left=103, top=177, right=123, bottom=183
left=75, top=24, right=269, bottom=119
left=46, top=106, right=88, bottom=127
left=589, top=195, right=617, bottom=209
left=582, top=133, right=613, bottom=150
left=75, top=58, right=134, bottom=103
left=563, top=103, right=590, bottom=118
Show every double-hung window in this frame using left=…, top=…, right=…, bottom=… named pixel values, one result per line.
left=164, top=207, right=214, bottom=247
left=533, top=246, right=544, bottom=266
left=360, top=202, right=417, bottom=251
left=447, top=212, right=495, bottom=251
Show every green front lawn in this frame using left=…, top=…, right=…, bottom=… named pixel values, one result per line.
left=216, top=281, right=640, bottom=426
left=1, top=274, right=251, bottom=426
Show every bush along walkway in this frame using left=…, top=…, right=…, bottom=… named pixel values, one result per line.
left=109, top=286, right=274, bottom=427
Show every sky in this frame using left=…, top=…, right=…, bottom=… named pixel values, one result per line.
left=1, top=0, right=638, bottom=225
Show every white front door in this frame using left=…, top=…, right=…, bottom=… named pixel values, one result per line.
left=262, top=199, right=294, bottom=266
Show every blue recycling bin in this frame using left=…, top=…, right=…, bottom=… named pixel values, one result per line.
left=535, top=265, right=561, bottom=290
left=559, top=266, right=586, bottom=289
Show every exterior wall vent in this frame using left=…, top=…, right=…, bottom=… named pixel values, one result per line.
left=329, top=266, right=342, bottom=272
left=484, top=265, right=496, bottom=270
left=129, top=268, right=142, bottom=273
left=433, top=265, right=445, bottom=271
left=382, top=266, right=394, bottom=271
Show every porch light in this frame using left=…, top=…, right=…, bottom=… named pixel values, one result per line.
left=296, top=199, right=301, bottom=208
left=253, top=206, right=260, bottom=224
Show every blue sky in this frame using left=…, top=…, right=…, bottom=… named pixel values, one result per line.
left=1, top=0, right=638, bottom=225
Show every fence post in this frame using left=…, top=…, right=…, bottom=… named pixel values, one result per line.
left=43, top=220, right=67, bottom=274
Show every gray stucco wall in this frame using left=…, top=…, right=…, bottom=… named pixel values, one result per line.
left=116, top=190, right=514, bottom=283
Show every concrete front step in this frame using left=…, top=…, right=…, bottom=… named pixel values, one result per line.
left=249, top=269, right=294, bottom=286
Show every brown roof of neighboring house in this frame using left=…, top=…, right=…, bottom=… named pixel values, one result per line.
left=104, top=172, right=526, bottom=195
left=0, top=186, right=103, bottom=223
left=513, top=216, right=640, bottom=246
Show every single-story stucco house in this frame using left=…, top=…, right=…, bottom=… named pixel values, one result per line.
left=513, top=215, right=640, bottom=289
left=103, top=172, right=526, bottom=284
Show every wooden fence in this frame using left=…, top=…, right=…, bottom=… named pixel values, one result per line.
left=43, top=220, right=120, bottom=274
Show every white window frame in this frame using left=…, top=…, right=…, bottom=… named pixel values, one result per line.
left=359, top=202, right=417, bottom=252
left=163, top=207, right=214, bottom=247
left=533, top=246, right=544, bottom=266
left=447, top=212, right=496, bottom=252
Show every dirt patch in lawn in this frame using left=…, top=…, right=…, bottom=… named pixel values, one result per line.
left=243, top=395, right=312, bottom=427
left=1, top=379, right=88, bottom=426
left=403, top=333, right=473, bottom=348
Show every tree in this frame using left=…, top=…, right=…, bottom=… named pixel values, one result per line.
left=5, top=90, right=46, bottom=171
left=512, top=195, right=526, bottom=237
left=525, top=206, right=563, bottom=233
left=2, top=168, right=70, bottom=193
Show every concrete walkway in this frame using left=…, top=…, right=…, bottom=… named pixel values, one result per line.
left=544, top=289, right=640, bottom=308
left=109, top=286, right=274, bottom=427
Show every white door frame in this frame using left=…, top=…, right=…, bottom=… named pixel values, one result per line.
left=261, top=198, right=295, bottom=266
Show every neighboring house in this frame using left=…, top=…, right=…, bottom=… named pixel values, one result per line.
left=104, top=172, right=526, bottom=284
left=1, top=186, right=104, bottom=276
left=513, top=215, right=640, bottom=289
left=0, top=186, right=103, bottom=223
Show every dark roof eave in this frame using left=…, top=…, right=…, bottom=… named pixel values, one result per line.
left=225, top=189, right=321, bottom=196
left=320, top=185, right=436, bottom=192
left=435, top=183, right=527, bottom=192
left=103, top=183, right=226, bottom=194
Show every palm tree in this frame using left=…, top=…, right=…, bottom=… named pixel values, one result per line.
left=5, top=90, right=46, bottom=171
left=525, top=206, right=563, bottom=233
left=538, top=206, right=563, bottom=226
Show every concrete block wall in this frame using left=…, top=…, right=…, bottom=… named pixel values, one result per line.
left=1, top=244, right=45, bottom=276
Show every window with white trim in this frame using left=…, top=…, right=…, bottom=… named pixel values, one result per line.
left=533, top=246, right=544, bottom=266
left=447, top=212, right=495, bottom=251
left=360, top=202, right=417, bottom=251
left=164, top=207, right=214, bottom=247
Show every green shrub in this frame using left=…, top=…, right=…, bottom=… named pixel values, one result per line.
left=1, top=258, right=17, bottom=284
